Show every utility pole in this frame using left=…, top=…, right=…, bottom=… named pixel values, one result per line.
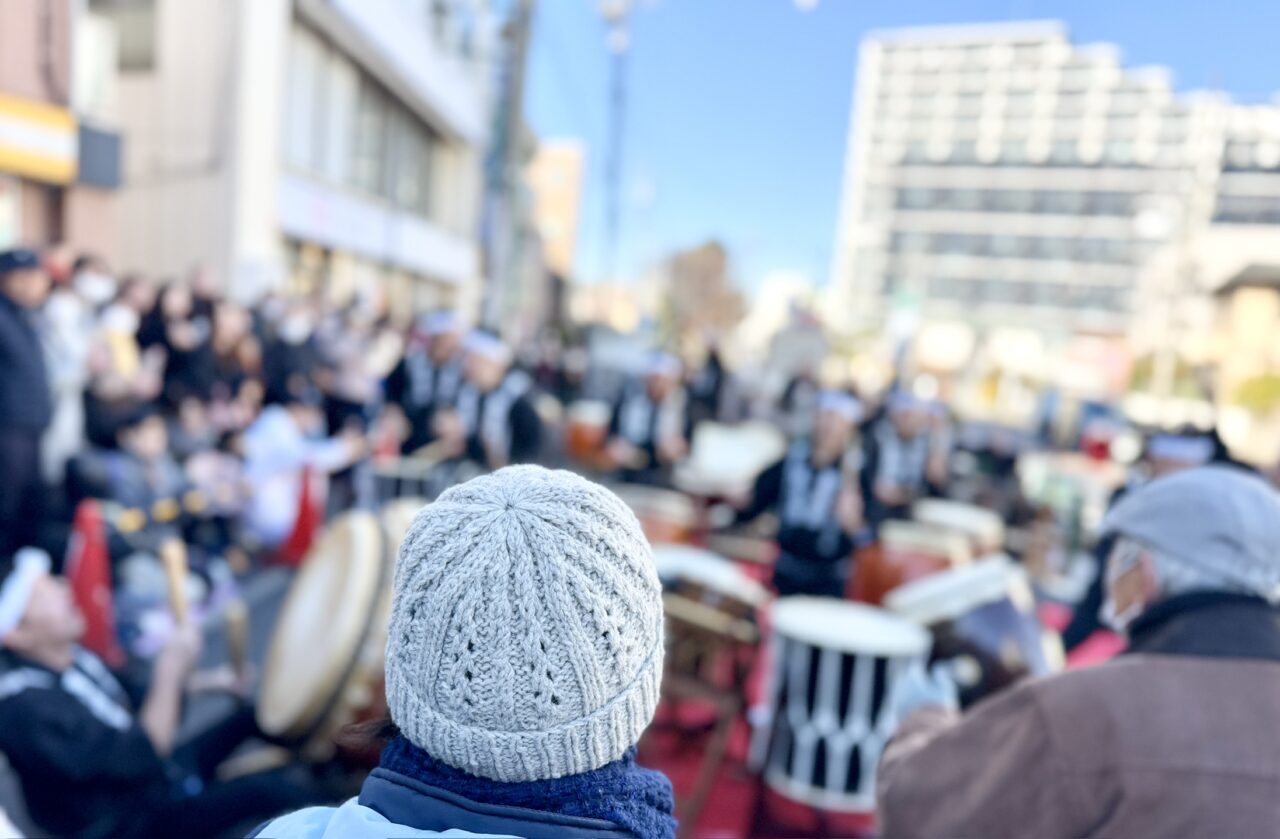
left=481, top=0, right=536, bottom=334
left=599, top=0, right=631, bottom=324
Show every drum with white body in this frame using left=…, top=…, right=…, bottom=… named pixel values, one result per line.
left=756, top=598, right=930, bottom=812
left=884, top=555, right=1061, bottom=707
left=612, top=484, right=699, bottom=545
left=911, top=499, right=1005, bottom=556
left=651, top=544, right=771, bottom=608
left=673, top=421, right=787, bottom=499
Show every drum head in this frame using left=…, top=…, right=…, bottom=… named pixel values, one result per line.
left=884, top=555, right=1024, bottom=626
left=771, top=597, right=930, bottom=657
left=911, top=499, right=1004, bottom=550
left=611, top=484, right=697, bottom=544
left=258, top=512, right=386, bottom=741
left=674, top=422, right=787, bottom=497
left=880, top=520, right=971, bottom=566
left=651, top=544, right=770, bottom=607
left=380, top=498, right=426, bottom=557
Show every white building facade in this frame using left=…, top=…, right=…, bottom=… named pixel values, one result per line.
left=830, top=21, right=1280, bottom=358
left=98, top=0, right=492, bottom=314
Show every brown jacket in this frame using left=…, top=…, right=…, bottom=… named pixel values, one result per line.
left=878, top=593, right=1280, bottom=838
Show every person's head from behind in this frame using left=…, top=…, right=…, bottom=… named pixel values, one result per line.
left=645, top=353, right=681, bottom=401
left=1099, top=466, right=1280, bottom=632
left=0, top=248, right=50, bottom=310
left=462, top=330, right=511, bottom=393
left=71, top=253, right=116, bottom=305
left=117, top=407, right=169, bottom=462
left=812, top=390, right=860, bottom=466
left=159, top=283, right=194, bottom=321
left=386, top=466, right=664, bottom=783
left=0, top=550, right=84, bottom=666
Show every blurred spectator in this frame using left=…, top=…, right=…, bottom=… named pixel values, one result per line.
left=240, top=390, right=365, bottom=550
left=687, top=340, right=726, bottom=427
left=101, top=407, right=187, bottom=522
left=261, top=302, right=320, bottom=405
left=605, top=352, right=690, bottom=485
left=153, top=284, right=216, bottom=406
left=0, top=249, right=53, bottom=556
left=383, top=311, right=465, bottom=454
left=84, top=282, right=164, bottom=448
left=41, top=255, right=101, bottom=486
left=445, top=331, right=542, bottom=471
left=878, top=467, right=1280, bottom=838
left=778, top=363, right=820, bottom=438
left=0, top=549, right=316, bottom=837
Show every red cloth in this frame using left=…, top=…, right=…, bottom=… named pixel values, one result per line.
left=64, top=500, right=125, bottom=667
left=276, top=466, right=321, bottom=566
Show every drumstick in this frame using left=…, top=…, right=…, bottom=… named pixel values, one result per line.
left=159, top=538, right=190, bottom=625
left=224, top=599, right=249, bottom=679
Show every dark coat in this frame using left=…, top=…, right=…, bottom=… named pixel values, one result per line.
left=0, top=295, right=52, bottom=431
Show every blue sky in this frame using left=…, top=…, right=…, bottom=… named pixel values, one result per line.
left=524, top=0, right=1280, bottom=297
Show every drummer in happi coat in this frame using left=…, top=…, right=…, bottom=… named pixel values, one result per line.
left=733, top=390, right=865, bottom=597
left=605, top=352, right=691, bottom=486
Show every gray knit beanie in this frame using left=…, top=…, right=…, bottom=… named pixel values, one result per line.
left=385, top=465, right=665, bottom=782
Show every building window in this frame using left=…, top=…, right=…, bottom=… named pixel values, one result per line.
left=389, top=108, right=437, bottom=218
left=284, top=26, right=325, bottom=173
left=91, top=0, right=157, bottom=71
left=321, top=50, right=358, bottom=185
left=353, top=78, right=390, bottom=197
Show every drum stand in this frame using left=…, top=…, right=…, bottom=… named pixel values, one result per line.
left=652, top=581, right=760, bottom=839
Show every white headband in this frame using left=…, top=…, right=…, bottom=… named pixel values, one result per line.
left=0, top=549, right=51, bottom=640
left=464, top=331, right=512, bottom=364
left=418, top=311, right=462, bottom=337
left=818, top=390, right=862, bottom=424
left=646, top=353, right=681, bottom=378
left=1148, top=434, right=1214, bottom=465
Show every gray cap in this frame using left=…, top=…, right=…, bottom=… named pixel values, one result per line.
left=1100, top=465, right=1280, bottom=599
left=385, top=465, right=664, bottom=782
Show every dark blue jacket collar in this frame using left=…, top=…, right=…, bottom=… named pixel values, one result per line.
left=1124, top=590, right=1280, bottom=663
left=358, top=767, right=639, bottom=839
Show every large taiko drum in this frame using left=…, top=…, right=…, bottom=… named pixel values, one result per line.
left=755, top=598, right=930, bottom=813
left=612, top=484, right=698, bottom=545
left=885, top=555, right=1062, bottom=707
left=564, top=400, right=612, bottom=464
left=911, top=499, right=1005, bottom=556
left=257, top=512, right=386, bottom=757
left=257, top=499, right=427, bottom=760
left=848, top=521, right=970, bottom=605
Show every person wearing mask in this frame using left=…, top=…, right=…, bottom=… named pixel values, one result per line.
left=860, top=392, right=948, bottom=529
left=878, top=466, right=1280, bottom=838
left=383, top=311, right=466, bottom=454
left=240, top=389, right=366, bottom=550
left=84, top=281, right=164, bottom=448
left=0, top=249, right=53, bottom=556
left=261, top=302, right=321, bottom=405
left=733, top=391, right=864, bottom=597
left=606, top=353, right=690, bottom=486
left=0, top=549, right=317, bottom=838
left=42, top=255, right=104, bottom=487
left=1061, top=427, right=1231, bottom=651
left=256, top=467, right=676, bottom=839
left=441, top=331, right=542, bottom=471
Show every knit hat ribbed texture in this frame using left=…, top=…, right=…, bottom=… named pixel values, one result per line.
left=386, top=465, right=665, bottom=783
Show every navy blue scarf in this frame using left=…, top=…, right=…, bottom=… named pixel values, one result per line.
left=380, top=736, right=677, bottom=839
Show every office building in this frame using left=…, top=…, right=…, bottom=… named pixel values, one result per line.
left=97, top=0, right=493, bottom=314
left=830, top=21, right=1280, bottom=359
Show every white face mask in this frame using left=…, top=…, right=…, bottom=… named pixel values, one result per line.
left=75, top=271, right=117, bottom=305
left=1101, top=538, right=1148, bottom=633
left=280, top=315, right=313, bottom=345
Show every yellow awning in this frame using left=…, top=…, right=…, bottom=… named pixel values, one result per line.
left=0, top=93, right=77, bottom=185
